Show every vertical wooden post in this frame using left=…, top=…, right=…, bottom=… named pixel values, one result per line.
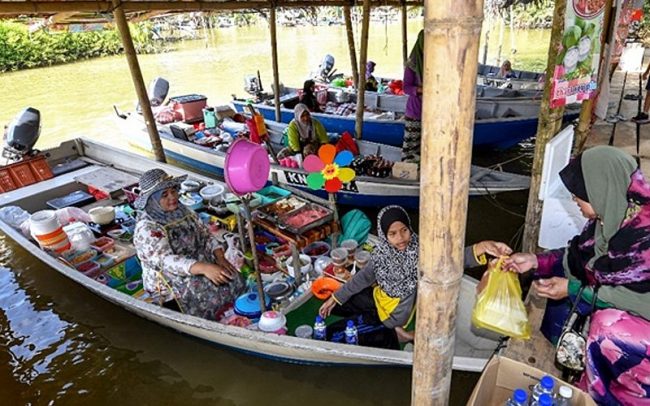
left=509, top=5, right=516, bottom=59
left=412, top=0, right=484, bottom=404
left=401, top=0, right=408, bottom=66
left=497, top=16, right=505, bottom=66
left=354, top=0, right=371, bottom=139
left=521, top=0, right=568, bottom=252
left=112, top=0, right=166, bottom=163
left=269, top=7, right=281, bottom=123
left=482, top=16, right=490, bottom=65
left=242, top=198, right=267, bottom=314
left=575, top=0, right=615, bottom=150
left=344, top=6, right=359, bottom=89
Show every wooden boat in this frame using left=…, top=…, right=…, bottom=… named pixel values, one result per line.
left=0, top=138, right=500, bottom=370
left=232, top=89, right=579, bottom=149
left=118, top=114, right=531, bottom=208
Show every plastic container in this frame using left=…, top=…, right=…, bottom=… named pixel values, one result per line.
left=224, top=138, right=270, bottom=195
left=95, top=254, right=115, bottom=269
left=106, top=244, right=133, bottom=264
left=340, top=239, right=358, bottom=263
left=8, top=162, right=37, bottom=187
left=169, top=94, right=207, bottom=123
left=0, top=168, right=18, bottom=192
left=295, top=324, right=313, bottom=339
left=234, top=292, right=271, bottom=320
left=504, top=389, right=528, bottom=406
left=63, top=221, right=96, bottom=252
left=314, top=256, right=333, bottom=275
left=66, top=249, right=98, bottom=267
left=531, top=375, right=554, bottom=402
left=354, top=250, right=371, bottom=269
left=91, top=236, right=115, bottom=253
left=30, top=210, right=71, bottom=254
left=180, top=179, right=201, bottom=193
left=76, top=260, right=102, bottom=278
left=284, top=254, right=312, bottom=278
left=258, top=310, right=287, bottom=333
left=257, top=185, right=291, bottom=205
left=179, top=192, right=203, bottom=211
left=28, top=155, right=53, bottom=181
left=344, top=320, right=358, bottom=345
left=313, top=316, right=327, bottom=340
left=302, top=241, right=331, bottom=260
left=199, top=184, right=225, bottom=203
left=88, top=206, right=115, bottom=225
left=330, top=248, right=348, bottom=266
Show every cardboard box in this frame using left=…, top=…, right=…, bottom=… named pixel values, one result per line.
left=392, top=161, right=419, bottom=181
left=467, top=356, right=596, bottom=406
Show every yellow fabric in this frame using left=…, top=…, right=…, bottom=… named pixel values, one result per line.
left=472, top=244, right=487, bottom=265
left=373, top=286, right=400, bottom=322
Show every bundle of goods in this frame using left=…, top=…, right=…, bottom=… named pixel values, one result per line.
left=349, top=155, right=394, bottom=178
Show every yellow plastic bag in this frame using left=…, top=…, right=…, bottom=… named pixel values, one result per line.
left=471, top=259, right=531, bottom=339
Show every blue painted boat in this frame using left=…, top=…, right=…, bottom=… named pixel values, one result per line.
left=232, top=97, right=580, bottom=150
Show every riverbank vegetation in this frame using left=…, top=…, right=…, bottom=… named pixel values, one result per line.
left=0, top=21, right=161, bottom=72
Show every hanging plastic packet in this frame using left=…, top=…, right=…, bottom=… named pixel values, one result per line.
left=471, top=258, right=531, bottom=340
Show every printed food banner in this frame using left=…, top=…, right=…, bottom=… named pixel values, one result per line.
left=551, top=0, right=606, bottom=108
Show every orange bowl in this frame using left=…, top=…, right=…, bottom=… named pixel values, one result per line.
left=311, top=277, right=342, bottom=300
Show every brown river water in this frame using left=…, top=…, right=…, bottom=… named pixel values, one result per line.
left=0, top=21, right=544, bottom=403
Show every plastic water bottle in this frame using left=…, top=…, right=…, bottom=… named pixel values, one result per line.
left=532, top=375, right=555, bottom=402
left=504, top=389, right=528, bottom=406
left=531, top=393, right=553, bottom=406
left=344, top=320, right=358, bottom=345
left=555, top=385, right=574, bottom=406
left=313, top=316, right=327, bottom=340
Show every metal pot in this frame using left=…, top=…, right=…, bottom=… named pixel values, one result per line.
left=333, top=89, right=351, bottom=104
left=263, top=280, right=294, bottom=302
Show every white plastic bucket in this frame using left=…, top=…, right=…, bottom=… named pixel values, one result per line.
left=30, top=210, right=70, bottom=253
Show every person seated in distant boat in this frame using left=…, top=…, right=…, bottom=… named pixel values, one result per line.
left=497, top=60, right=516, bottom=79
left=282, top=103, right=328, bottom=158
left=365, top=61, right=379, bottom=92
left=318, top=205, right=512, bottom=349
left=299, top=79, right=322, bottom=113
left=133, top=169, right=245, bottom=320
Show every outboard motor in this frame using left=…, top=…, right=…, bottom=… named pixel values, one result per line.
left=244, top=71, right=264, bottom=97
left=3, top=107, right=40, bottom=160
left=319, top=54, right=335, bottom=79
left=136, top=77, right=170, bottom=113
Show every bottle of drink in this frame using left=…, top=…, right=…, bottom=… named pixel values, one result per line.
left=344, top=320, right=358, bottom=345
left=531, top=393, right=553, bottom=406
left=532, top=375, right=555, bottom=402
left=555, top=385, right=574, bottom=406
left=313, top=316, right=327, bottom=340
left=504, top=388, right=528, bottom=406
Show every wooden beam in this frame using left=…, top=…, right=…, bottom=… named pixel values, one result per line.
left=354, top=0, right=371, bottom=139
left=401, top=0, right=408, bottom=66
left=343, top=6, right=359, bottom=88
left=412, top=2, right=484, bottom=406
left=129, top=10, right=168, bottom=23
left=111, top=0, right=166, bottom=163
left=0, top=1, right=425, bottom=16
left=269, top=7, right=281, bottom=122
left=521, top=0, right=567, bottom=252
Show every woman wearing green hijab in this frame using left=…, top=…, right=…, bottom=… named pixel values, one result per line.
left=506, top=146, right=650, bottom=404
left=401, top=30, right=425, bottom=164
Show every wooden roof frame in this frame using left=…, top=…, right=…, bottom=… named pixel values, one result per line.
left=0, top=0, right=424, bottom=17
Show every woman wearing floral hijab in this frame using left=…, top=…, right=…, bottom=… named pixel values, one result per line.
left=133, top=169, right=244, bottom=320
left=507, top=146, right=650, bottom=404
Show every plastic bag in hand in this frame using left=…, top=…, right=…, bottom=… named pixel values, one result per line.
left=471, top=259, right=531, bottom=339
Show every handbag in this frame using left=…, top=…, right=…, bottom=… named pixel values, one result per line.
left=555, top=285, right=599, bottom=372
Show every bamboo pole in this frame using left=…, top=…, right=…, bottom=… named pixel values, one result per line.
left=482, top=16, right=490, bottom=65
left=401, top=0, right=408, bottom=66
left=242, top=198, right=267, bottom=315
left=412, top=1, right=484, bottom=404
left=269, top=7, right=281, bottom=122
left=575, top=0, right=616, bottom=151
left=520, top=0, right=568, bottom=253
left=496, top=16, right=505, bottom=66
left=354, top=0, right=371, bottom=139
left=111, top=0, right=166, bottom=163
left=344, top=6, right=359, bottom=88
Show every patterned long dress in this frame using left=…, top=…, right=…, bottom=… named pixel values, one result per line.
left=134, top=211, right=244, bottom=320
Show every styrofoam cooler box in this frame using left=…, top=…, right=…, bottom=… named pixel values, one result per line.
left=169, top=94, right=207, bottom=123
left=538, top=126, right=587, bottom=249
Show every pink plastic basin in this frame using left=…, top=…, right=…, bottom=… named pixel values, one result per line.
left=224, top=138, right=270, bottom=195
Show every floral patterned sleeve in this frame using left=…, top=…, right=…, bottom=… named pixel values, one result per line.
left=134, top=220, right=197, bottom=276
left=534, top=248, right=565, bottom=279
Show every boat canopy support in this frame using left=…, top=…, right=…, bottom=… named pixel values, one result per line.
left=111, top=0, right=167, bottom=163
left=269, top=6, right=281, bottom=123
left=344, top=6, right=359, bottom=89
left=411, top=0, right=483, bottom=403
left=354, top=0, right=371, bottom=139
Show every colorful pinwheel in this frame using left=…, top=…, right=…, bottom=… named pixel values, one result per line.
left=303, top=144, right=356, bottom=193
